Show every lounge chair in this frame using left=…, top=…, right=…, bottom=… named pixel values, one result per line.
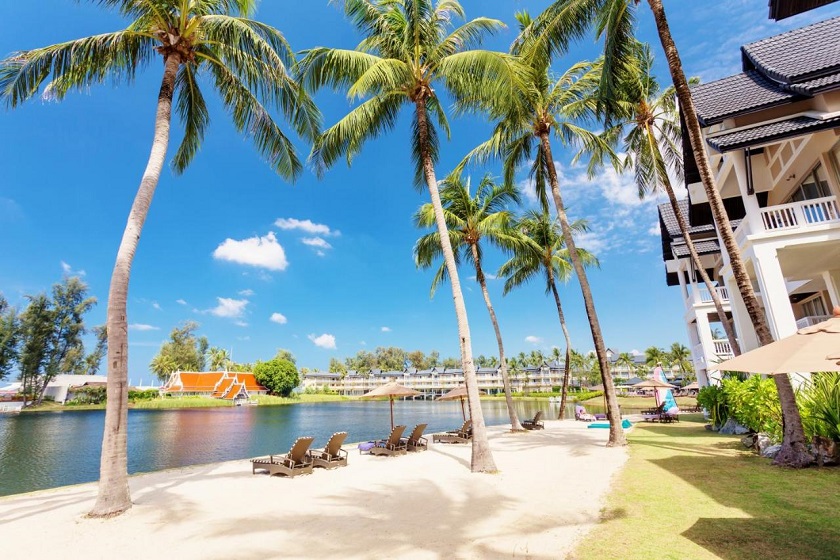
left=250, top=436, right=315, bottom=477
left=641, top=403, right=666, bottom=422
left=370, top=425, right=408, bottom=457
left=403, top=423, right=428, bottom=452
left=311, top=431, right=348, bottom=469
left=522, top=410, right=544, bottom=430
left=575, top=405, right=596, bottom=422
left=432, top=419, right=472, bottom=444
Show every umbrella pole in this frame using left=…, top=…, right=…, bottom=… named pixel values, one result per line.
left=460, top=397, right=466, bottom=421
left=390, top=397, right=394, bottom=430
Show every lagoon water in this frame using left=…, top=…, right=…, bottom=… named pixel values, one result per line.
left=0, top=399, right=592, bottom=497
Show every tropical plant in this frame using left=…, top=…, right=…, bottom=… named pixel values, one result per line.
left=520, top=0, right=809, bottom=467
left=723, top=376, right=782, bottom=441
left=0, top=295, right=19, bottom=383
left=608, top=43, right=740, bottom=357
left=644, top=346, right=667, bottom=369
left=207, top=347, right=231, bottom=371
left=1, top=0, right=321, bottom=514
left=799, top=372, right=840, bottom=442
left=500, top=210, right=597, bottom=416
left=668, top=342, right=692, bottom=374
left=459, top=10, right=625, bottom=445
left=615, top=352, right=636, bottom=376
left=697, top=384, right=728, bottom=429
left=415, top=173, right=524, bottom=431
left=253, top=354, right=299, bottom=397
left=150, top=322, right=209, bottom=380
left=297, top=0, right=524, bottom=472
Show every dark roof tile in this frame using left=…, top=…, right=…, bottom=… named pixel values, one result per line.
left=691, top=71, right=801, bottom=126
left=707, top=114, right=840, bottom=152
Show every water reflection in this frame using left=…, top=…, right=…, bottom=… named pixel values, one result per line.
left=0, top=399, right=620, bottom=496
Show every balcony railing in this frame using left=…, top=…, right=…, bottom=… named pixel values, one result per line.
left=697, top=286, right=730, bottom=304
left=712, top=339, right=734, bottom=358
left=796, top=315, right=832, bottom=329
left=760, top=196, right=840, bottom=232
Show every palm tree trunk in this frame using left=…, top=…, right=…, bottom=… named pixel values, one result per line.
left=90, top=53, right=181, bottom=517
left=539, top=132, right=625, bottom=446
left=661, top=178, right=740, bottom=357
left=646, top=0, right=811, bottom=467
left=416, top=98, right=496, bottom=472
left=469, top=244, right=524, bottom=431
left=549, top=278, right=573, bottom=419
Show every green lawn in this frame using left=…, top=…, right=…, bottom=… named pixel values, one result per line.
left=571, top=416, right=840, bottom=560
left=580, top=395, right=698, bottom=408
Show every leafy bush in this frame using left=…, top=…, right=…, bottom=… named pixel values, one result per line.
left=254, top=358, right=299, bottom=397
left=67, top=385, right=107, bottom=405
left=128, top=388, right=160, bottom=402
left=722, top=376, right=782, bottom=440
left=798, top=372, right=840, bottom=442
left=697, top=384, right=728, bottom=428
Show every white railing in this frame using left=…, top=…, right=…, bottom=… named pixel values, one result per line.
left=760, top=196, right=840, bottom=232
left=713, top=339, right=734, bottom=357
left=796, top=315, right=832, bottom=329
left=698, top=286, right=730, bottom=304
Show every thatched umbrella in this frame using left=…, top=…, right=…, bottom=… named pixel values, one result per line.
left=437, top=385, right=486, bottom=420
left=360, top=382, right=421, bottom=430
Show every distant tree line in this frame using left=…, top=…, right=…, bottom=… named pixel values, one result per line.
left=0, top=277, right=105, bottom=407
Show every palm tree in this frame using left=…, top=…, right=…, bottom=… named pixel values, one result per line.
left=208, top=347, right=231, bottom=371
left=414, top=174, right=524, bottom=431
left=644, top=346, right=667, bottom=370
left=460, top=10, right=625, bottom=445
left=0, top=1, right=319, bottom=516
left=610, top=44, right=741, bottom=357
left=521, top=0, right=810, bottom=467
left=297, top=0, right=523, bottom=472
left=668, top=342, right=692, bottom=375
left=500, top=210, right=597, bottom=417
left=615, top=352, right=636, bottom=377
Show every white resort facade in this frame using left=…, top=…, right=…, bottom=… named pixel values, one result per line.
left=659, top=15, right=840, bottom=386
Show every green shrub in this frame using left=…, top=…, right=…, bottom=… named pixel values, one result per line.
left=799, top=372, right=840, bottom=442
left=697, top=384, right=728, bottom=428
left=254, top=358, right=299, bottom=397
left=67, top=385, right=107, bottom=405
left=128, top=388, right=160, bottom=402
left=722, top=376, right=782, bottom=440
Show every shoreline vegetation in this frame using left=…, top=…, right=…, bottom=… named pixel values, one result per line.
left=16, top=392, right=699, bottom=413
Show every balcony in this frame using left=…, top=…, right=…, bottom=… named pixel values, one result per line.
left=712, top=339, right=734, bottom=359
left=760, top=196, right=840, bottom=232
left=696, top=286, right=730, bottom=305
left=796, top=315, right=832, bottom=329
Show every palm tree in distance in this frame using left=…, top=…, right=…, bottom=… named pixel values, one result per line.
left=500, top=210, right=598, bottom=417
left=669, top=342, right=692, bottom=375
left=459, top=10, right=626, bottom=445
left=297, top=0, right=526, bottom=472
left=615, top=352, right=636, bottom=378
left=644, top=346, right=668, bottom=370
left=608, top=43, right=740, bottom=357
left=414, top=174, right=525, bottom=432
left=0, top=0, right=319, bottom=516
left=521, top=0, right=810, bottom=467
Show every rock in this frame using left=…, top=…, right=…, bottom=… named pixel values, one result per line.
left=810, top=437, right=840, bottom=466
left=718, top=418, right=750, bottom=435
left=761, top=444, right=782, bottom=459
left=704, top=424, right=715, bottom=431
left=756, top=433, right=774, bottom=454
left=741, top=434, right=757, bottom=448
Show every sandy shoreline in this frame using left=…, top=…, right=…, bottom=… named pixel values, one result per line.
left=0, top=421, right=628, bottom=559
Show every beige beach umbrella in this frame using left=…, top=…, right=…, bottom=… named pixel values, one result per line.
left=716, top=308, right=840, bottom=374
left=437, top=385, right=486, bottom=420
left=632, top=378, right=678, bottom=390
left=360, top=382, right=421, bottom=430
left=683, top=381, right=700, bottom=390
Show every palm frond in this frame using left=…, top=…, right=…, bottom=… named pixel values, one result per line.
left=171, top=63, right=210, bottom=173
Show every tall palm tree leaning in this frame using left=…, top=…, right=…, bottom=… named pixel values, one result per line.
left=500, top=211, right=598, bottom=417
left=0, top=0, right=320, bottom=516
left=296, top=0, right=525, bottom=472
left=522, top=0, right=810, bottom=467
left=459, top=10, right=626, bottom=445
left=414, top=174, right=525, bottom=432
left=610, top=44, right=741, bottom=358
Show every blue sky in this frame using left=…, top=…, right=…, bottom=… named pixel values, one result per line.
left=2, top=1, right=839, bottom=379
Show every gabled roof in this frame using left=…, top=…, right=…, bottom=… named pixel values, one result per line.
left=691, top=71, right=802, bottom=126
left=706, top=114, right=840, bottom=152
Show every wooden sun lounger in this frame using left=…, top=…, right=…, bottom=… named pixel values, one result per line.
left=522, top=410, right=544, bottom=430
left=250, top=436, right=314, bottom=477
left=370, top=425, right=408, bottom=457
left=403, top=423, right=428, bottom=452
left=311, top=432, right=348, bottom=469
left=432, top=419, right=472, bottom=444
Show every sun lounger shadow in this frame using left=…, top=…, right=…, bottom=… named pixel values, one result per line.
left=311, top=431, right=349, bottom=469
left=250, top=436, right=315, bottom=477
left=432, top=419, right=472, bottom=444
left=370, top=425, right=408, bottom=457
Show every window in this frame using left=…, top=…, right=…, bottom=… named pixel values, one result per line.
left=802, top=295, right=827, bottom=318
left=787, top=163, right=831, bottom=203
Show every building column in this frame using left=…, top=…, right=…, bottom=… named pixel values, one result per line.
left=694, top=312, right=718, bottom=385
left=723, top=274, right=761, bottom=352
left=732, top=149, right=766, bottom=235
left=752, top=244, right=798, bottom=339
left=822, top=269, right=840, bottom=310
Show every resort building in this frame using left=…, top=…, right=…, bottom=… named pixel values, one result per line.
left=660, top=15, right=840, bottom=385
left=160, top=371, right=268, bottom=401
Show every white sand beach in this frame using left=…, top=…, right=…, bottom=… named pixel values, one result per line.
left=0, top=421, right=628, bottom=560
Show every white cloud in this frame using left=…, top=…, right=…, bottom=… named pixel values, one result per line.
left=234, top=321, right=249, bottom=328
left=152, top=302, right=161, bottom=311
left=213, top=232, right=288, bottom=271
left=648, top=222, right=662, bottom=237
left=238, top=289, right=255, bottom=297
left=129, top=324, right=160, bottom=332
left=270, top=312, right=288, bottom=325
left=381, top=326, right=391, bottom=332
left=275, top=218, right=340, bottom=237
left=525, top=335, right=543, bottom=345
left=60, top=261, right=86, bottom=277
left=308, top=333, right=336, bottom=349
left=176, top=299, right=187, bottom=306
left=302, top=237, right=333, bottom=250
left=209, top=297, right=249, bottom=319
